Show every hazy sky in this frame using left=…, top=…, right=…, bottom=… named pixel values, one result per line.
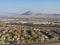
left=0, top=0, right=60, bottom=14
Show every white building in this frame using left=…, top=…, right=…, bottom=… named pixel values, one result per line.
left=33, top=21, right=50, bottom=25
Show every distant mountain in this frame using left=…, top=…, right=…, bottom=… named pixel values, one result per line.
left=52, top=14, right=60, bottom=16
left=0, top=11, right=60, bottom=18
left=21, top=11, right=60, bottom=18
left=21, top=11, right=45, bottom=16
left=21, top=11, right=32, bottom=15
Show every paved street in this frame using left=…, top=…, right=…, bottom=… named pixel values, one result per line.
left=8, top=42, right=60, bottom=45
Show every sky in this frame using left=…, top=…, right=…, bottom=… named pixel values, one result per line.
left=0, top=0, right=60, bottom=15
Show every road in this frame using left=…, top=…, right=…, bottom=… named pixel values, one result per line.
left=8, top=43, right=60, bottom=45
left=7, top=41, right=60, bottom=45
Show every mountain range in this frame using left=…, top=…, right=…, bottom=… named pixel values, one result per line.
left=0, top=11, right=60, bottom=18
left=21, top=11, right=60, bottom=18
